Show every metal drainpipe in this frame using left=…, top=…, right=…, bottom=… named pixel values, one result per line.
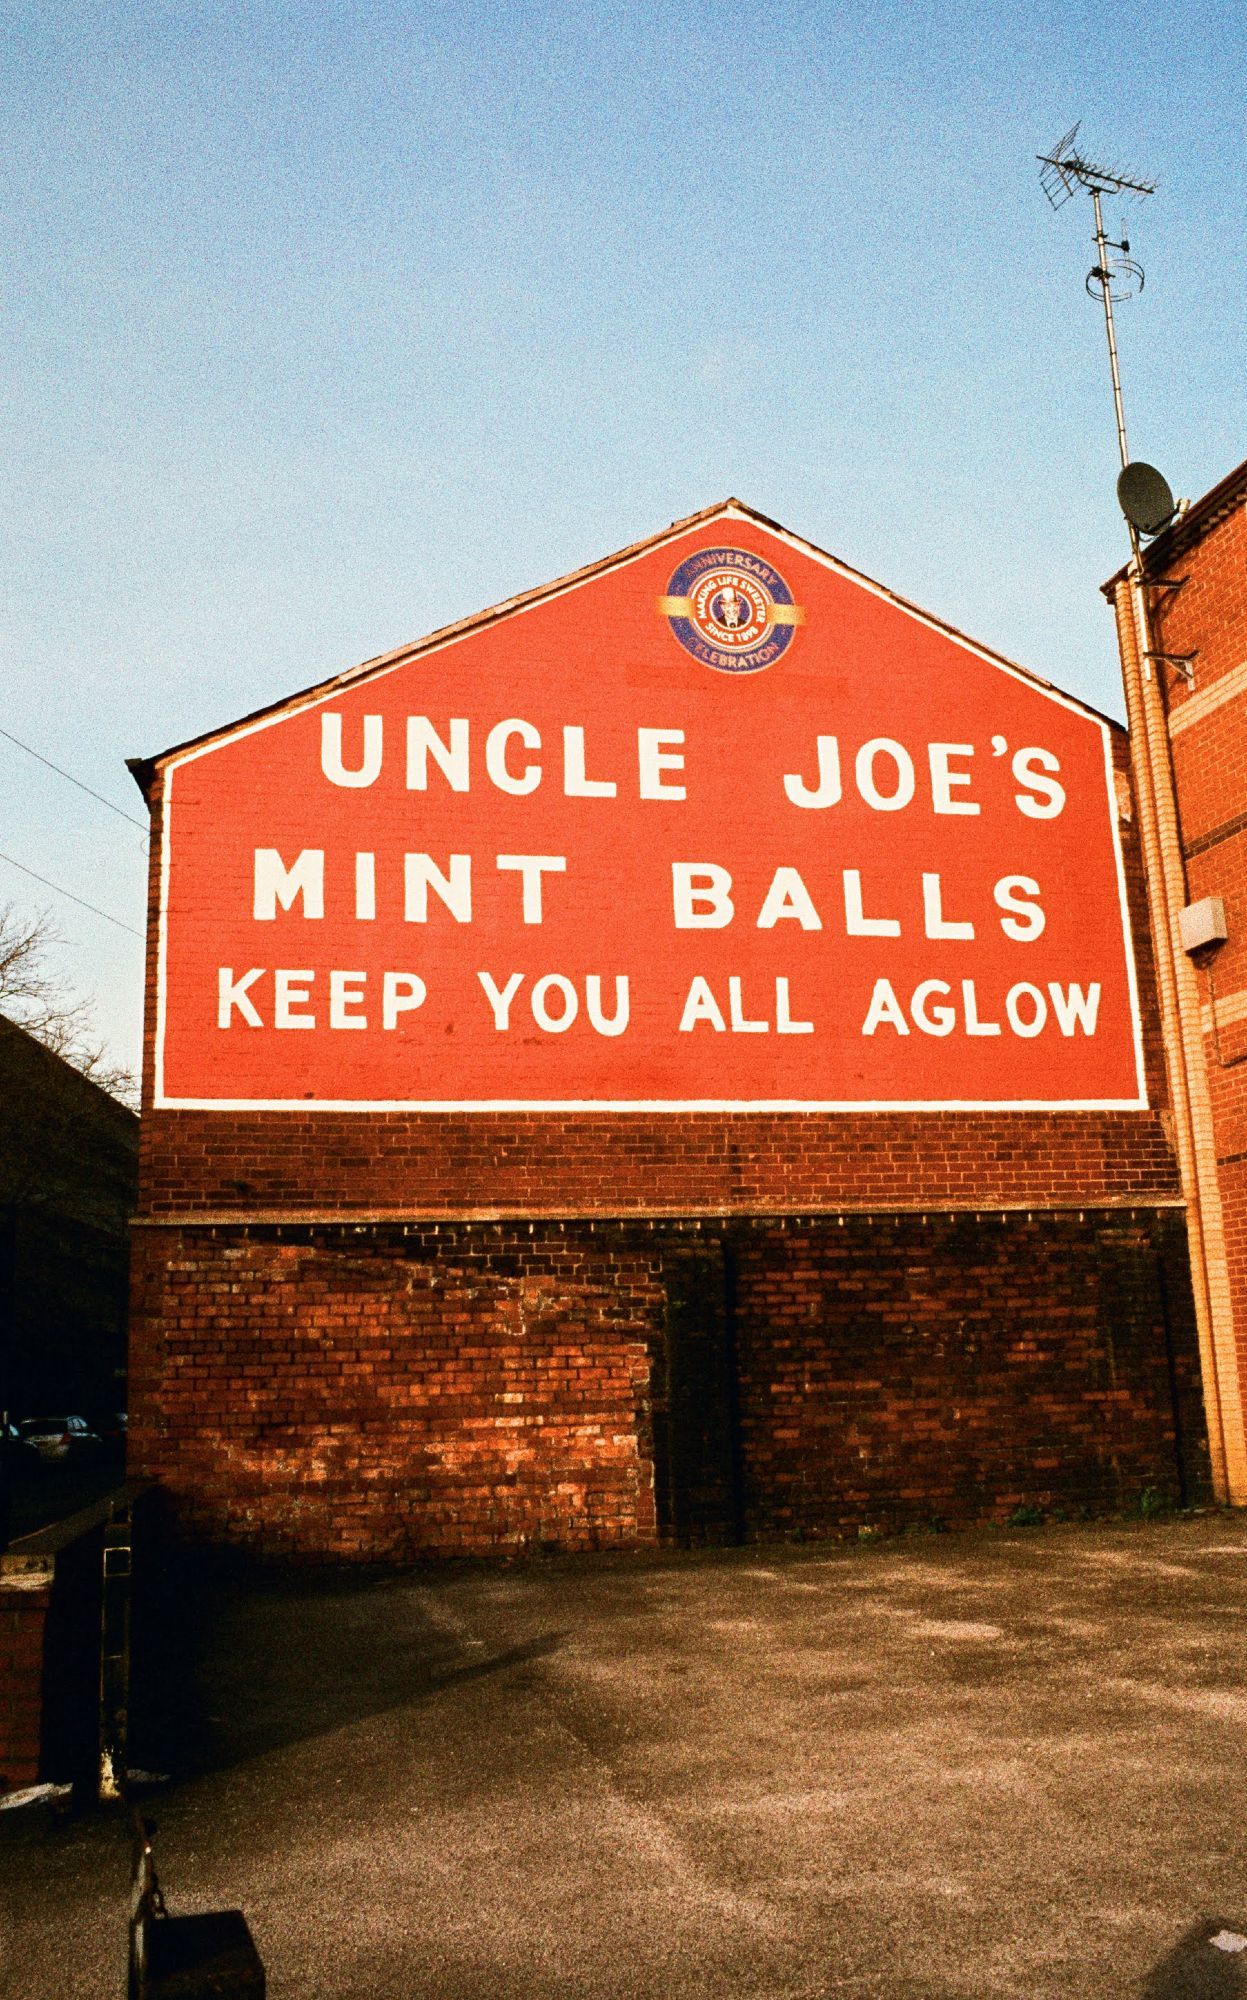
left=1114, top=570, right=1247, bottom=1503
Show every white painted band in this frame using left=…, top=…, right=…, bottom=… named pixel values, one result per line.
left=1169, top=658, right=1247, bottom=737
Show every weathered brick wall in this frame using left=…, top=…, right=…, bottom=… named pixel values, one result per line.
left=0, top=1574, right=50, bottom=1789
left=130, top=1225, right=665, bottom=1558
left=130, top=1214, right=1204, bottom=1559
left=733, top=1211, right=1205, bottom=1537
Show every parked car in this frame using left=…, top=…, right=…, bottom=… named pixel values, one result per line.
left=17, top=1416, right=103, bottom=1462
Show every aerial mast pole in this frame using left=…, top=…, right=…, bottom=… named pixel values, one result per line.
left=1089, top=183, right=1131, bottom=479
left=1037, top=126, right=1244, bottom=1505
left=1037, top=123, right=1156, bottom=545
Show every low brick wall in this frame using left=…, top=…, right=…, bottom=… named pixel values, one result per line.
left=130, top=1213, right=1207, bottom=1560
left=0, top=1486, right=148, bottom=1797
left=0, top=1568, right=52, bottom=1789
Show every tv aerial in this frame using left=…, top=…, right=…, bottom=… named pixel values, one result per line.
left=1037, top=124, right=1176, bottom=546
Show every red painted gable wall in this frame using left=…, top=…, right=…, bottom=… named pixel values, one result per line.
left=127, top=508, right=1200, bottom=1559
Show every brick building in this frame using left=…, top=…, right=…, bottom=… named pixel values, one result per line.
left=0, top=1018, right=137, bottom=1425
left=1107, top=455, right=1247, bottom=1507
left=127, top=500, right=1208, bottom=1558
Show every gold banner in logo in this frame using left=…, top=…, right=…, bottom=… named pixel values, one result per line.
left=658, top=596, right=804, bottom=624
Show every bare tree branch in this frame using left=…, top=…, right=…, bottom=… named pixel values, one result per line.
left=0, top=903, right=138, bottom=1108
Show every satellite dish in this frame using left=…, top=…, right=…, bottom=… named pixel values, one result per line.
left=1117, top=461, right=1176, bottom=537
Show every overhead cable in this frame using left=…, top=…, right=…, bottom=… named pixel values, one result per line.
left=0, top=848, right=143, bottom=937
left=0, top=726, right=147, bottom=831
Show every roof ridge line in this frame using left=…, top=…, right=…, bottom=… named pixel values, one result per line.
left=129, top=496, right=1124, bottom=794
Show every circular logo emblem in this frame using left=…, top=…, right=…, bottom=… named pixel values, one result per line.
left=661, top=547, right=801, bottom=673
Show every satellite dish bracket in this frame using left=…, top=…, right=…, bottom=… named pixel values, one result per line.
left=1144, top=651, right=1196, bottom=689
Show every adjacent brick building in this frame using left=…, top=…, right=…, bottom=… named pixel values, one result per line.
left=0, top=1018, right=138, bottom=1425
left=127, top=500, right=1209, bottom=1557
left=1106, top=456, right=1247, bottom=1505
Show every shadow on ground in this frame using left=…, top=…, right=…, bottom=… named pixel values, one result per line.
left=131, top=1547, right=563, bottom=1780
left=1140, top=1922, right=1247, bottom=1999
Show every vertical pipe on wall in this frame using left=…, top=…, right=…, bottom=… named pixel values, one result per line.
left=1114, top=573, right=1247, bottom=1502
left=1133, top=573, right=1247, bottom=1503
left=1154, top=1252, right=1190, bottom=1509
left=720, top=1238, right=746, bottom=1547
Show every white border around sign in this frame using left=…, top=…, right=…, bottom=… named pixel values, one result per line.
left=151, top=510, right=1149, bottom=1113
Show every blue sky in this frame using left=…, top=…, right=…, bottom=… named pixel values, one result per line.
left=2, top=0, right=1245, bottom=1077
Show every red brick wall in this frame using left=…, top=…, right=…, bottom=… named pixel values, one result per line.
left=130, top=1214, right=1205, bottom=1560
left=130, top=1225, right=664, bottom=1558
left=1, top=1525, right=118, bottom=1795
left=0, top=1578, right=50, bottom=1790
left=135, top=1108, right=1184, bottom=1219
left=734, top=1211, right=1204, bottom=1537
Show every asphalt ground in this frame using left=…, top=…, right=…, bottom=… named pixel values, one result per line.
left=3, top=1513, right=1247, bottom=1999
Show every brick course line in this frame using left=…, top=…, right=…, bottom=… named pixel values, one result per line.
left=129, top=1199, right=1189, bottom=1227
left=1185, top=806, right=1247, bottom=859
